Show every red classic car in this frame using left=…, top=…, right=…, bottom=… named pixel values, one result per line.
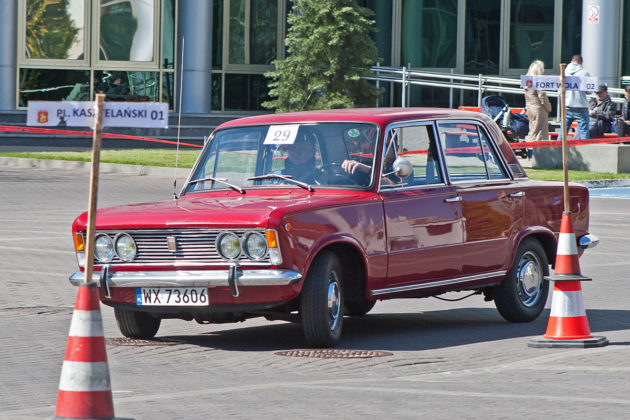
left=70, top=108, right=598, bottom=347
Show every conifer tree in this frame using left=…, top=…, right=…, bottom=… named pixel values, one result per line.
left=263, top=0, right=381, bottom=112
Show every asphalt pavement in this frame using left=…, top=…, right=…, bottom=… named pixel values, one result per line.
left=1, top=162, right=630, bottom=419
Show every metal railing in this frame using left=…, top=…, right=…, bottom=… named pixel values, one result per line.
left=365, top=64, right=627, bottom=111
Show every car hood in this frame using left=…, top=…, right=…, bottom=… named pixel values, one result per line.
left=73, top=189, right=381, bottom=231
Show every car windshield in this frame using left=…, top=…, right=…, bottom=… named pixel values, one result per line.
left=183, top=122, right=378, bottom=194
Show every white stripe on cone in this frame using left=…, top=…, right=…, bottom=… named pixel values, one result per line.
left=58, top=361, right=112, bottom=391
left=68, top=309, right=105, bottom=337
left=557, top=232, right=578, bottom=255
left=549, top=290, right=586, bottom=317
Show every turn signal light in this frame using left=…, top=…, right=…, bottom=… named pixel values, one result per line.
left=266, top=230, right=278, bottom=248
left=73, top=233, right=85, bottom=251
left=266, top=229, right=282, bottom=265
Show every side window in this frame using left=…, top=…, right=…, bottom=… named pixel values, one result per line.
left=381, top=124, right=443, bottom=188
left=437, top=122, right=506, bottom=182
left=478, top=127, right=507, bottom=179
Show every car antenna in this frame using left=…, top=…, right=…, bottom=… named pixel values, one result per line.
left=173, top=37, right=185, bottom=201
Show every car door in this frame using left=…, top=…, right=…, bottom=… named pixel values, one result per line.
left=376, top=123, right=465, bottom=296
left=436, top=121, right=524, bottom=278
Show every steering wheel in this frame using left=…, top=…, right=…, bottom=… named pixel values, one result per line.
left=321, top=163, right=371, bottom=186
left=320, top=163, right=359, bottom=185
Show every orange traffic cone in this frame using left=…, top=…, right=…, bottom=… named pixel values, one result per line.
left=528, top=212, right=608, bottom=348
left=54, top=282, right=124, bottom=419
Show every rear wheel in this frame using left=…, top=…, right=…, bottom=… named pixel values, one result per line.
left=345, top=299, right=376, bottom=316
left=300, top=251, right=344, bottom=347
left=114, top=308, right=161, bottom=339
left=493, top=238, right=549, bottom=322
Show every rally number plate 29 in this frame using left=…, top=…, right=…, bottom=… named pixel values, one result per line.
left=136, top=287, right=209, bottom=306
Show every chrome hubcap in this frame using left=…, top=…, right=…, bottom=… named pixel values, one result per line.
left=327, top=273, right=341, bottom=331
left=517, top=251, right=542, bottom=307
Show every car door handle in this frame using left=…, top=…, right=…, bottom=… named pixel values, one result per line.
left=509, top=191, right=525, bottom=197
left=444, top=196, right=462, bottom=203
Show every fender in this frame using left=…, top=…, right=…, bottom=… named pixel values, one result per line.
left=302, top=232, right=370, bottom=280
left=508, top=226, right=557, bottom=270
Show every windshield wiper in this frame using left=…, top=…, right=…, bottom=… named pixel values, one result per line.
left=187, top=176, right=245, bottom=194
left=248, top=174, right=314, bottom=192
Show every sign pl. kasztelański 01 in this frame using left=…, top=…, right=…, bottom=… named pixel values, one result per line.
left=520, top=75, right=598, bottom=91
left=26, top=101, right=168, bottom=129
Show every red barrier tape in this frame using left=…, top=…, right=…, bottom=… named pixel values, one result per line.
left=510, top=136, right=630, bottom=149
left=0, top=124, right=203, bottom=148
left=2, top=124, right=627, bottom=152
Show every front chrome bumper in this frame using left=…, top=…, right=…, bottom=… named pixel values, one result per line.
left=69, top=267, right=302, bottom=293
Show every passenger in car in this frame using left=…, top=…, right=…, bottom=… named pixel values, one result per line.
left=341, top=127, right=374, bottom=176
left=343, top=133, right=413, bottom=186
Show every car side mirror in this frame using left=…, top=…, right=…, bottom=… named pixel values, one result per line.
left=392, top=158, right=413, bottom=178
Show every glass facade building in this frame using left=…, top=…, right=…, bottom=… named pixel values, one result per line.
left=3, top=0, right=630, bottom=113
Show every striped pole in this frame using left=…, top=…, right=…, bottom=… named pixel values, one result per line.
left=54, top=283, right=116, bottom=419
left=528, top=212, right=608, bottom=348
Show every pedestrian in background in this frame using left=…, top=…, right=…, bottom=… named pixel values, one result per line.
left=614, top=85, right=630, bottom=137
left=588, top=85, right=615, bottom=138
left=564, top=54, right=591, bottom=139
left=524, top=60, right=552, bottom=144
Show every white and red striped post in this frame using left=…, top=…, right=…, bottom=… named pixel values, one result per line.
left=528, top=212, right=608, bottom=348
left=54, top=283, right=116, bottom=418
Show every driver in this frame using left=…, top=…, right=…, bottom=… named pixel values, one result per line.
left=279, top=131, right=320, bottom=184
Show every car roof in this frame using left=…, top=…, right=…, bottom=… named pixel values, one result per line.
left=216, top=107, right=493, bottom=129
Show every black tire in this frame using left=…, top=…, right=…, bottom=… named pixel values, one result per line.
left=493, top=238, right=549, bottom=322
left=345, top=299, right=376, bottom=316
left=300, top=251, right=344, bottom=347
left=114, top=308, right=161, bottom=339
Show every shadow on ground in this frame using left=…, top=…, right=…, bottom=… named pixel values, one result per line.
left=144, top=308, right=628, bottom=352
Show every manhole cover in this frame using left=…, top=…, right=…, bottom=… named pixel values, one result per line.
left=107, top=337, right=183, bottom=346
left=275, top=349, right=393, bottom=359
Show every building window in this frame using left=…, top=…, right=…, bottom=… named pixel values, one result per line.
left=24, top=0, right=88, bottom=62
left=561, top=0, right=582, bottom=65
left=212, top=0, right=286, bottom=111
left=508, top=0, right=554, bottom=69
left=162, top=0, right=176, bottom=69
left=18, top=0, right=176, bottom=109
left=19, top=69, right=90, bottom=106
left=213, top=0, right=223, bottom=69
left=224, top=73, right=270, bottom=110
left=465, top=0, right=500, bottom=75
left=624, top=0, right=630, bottom=78
left=358, top=0, right=393, bottom=66
left=400, top=0, right=457, bottom=68
left=227, top=0, right=278, bottom=66
left=98, top=0, right=158, bottom=64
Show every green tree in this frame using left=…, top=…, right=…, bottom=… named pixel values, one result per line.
left=263, top=0, right=381, bottom=112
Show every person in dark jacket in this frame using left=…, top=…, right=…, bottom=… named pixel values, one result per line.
left=588, top=84, right=615, bottom=138
left=615, top=85, right=630, bottom=137
left=278, top=131, right=321, bottom=184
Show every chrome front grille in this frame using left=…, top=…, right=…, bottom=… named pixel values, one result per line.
left=93, top=229, right=271, bottom=266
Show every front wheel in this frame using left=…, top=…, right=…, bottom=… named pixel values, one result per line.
left=493, top=238, right=549, bottom=322
left=114, top=308, right=161, bottom=339
left=300, top=251, right=344, bottom=347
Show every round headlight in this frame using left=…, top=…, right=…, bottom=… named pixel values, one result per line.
left=244, top=232, right=267, bottom=260
left=217, top=232, right=241, bottom=259
left=115, top=233, right=137, bottom=262
left=94, top=234, right=114, bottom=262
